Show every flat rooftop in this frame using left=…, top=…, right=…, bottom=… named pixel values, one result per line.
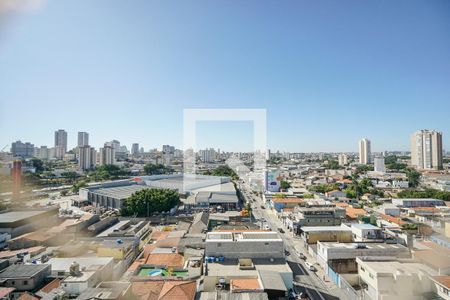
left=206, top=258, right=291, bottom=278
left=206, top=231, right=282, bottom=242
left=92, top=185, right=148, bottom=200
left=300, top=226, right=350, bottom=232
left=351, top=223, right=381, bottom=230
left=47, top=257, right=114, bottom=272
left=0, top=210, right=50, bottom=224
left=96, top=220, right=130, bottom=237
left=319, top=242, right=408, bottom=250
left=0, top=264, right=49, bottom=279
left=357, top=259, right=437, bottom=276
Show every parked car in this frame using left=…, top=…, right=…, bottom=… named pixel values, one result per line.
left=297, top=251, right=306, bottom=260
left=304, top=262, right=316, bottom=271
left=278, top=228, right=285, bottom=233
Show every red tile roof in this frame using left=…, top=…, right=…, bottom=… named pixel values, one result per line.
left=145, top=253, right=184, bottom=268
left=432, top=276, right=450, bottom=288
left=17, top=292, right=40, bottom=300
left=0, top=288, right=15, bottom=298
left=272, top=198, right=305, bottom=204
left=39, top=279, right=61, bottom=294
left=131, top=281, right=196, bottom=300
left=379, top=213, right=407, bottom=225
left=230, top=278, right=263, bottom=292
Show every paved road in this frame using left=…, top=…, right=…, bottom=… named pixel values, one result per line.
left=238, top=183, right=340, bottom=300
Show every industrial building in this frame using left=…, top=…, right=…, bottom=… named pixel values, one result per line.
left=0, top=208, right=59, bottom=238
left=81, top=174, right=235, bottom=210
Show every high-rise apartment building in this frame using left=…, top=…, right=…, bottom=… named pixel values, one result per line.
left=338, top=153, right=348, bottom=166
left=54, top=129, right=67, bottom=159
left=99, top=145, right=115, bottom=165
left=162, top=145, right=175, bottom=154
left=374, top=156, right=386, bottom=173
left=359, top=138, right=371, bottom=164
left=35, top=146, right=49, bottom=160
left=78, top=145, right=96, bottom=171
left=131, top=143, right=139, bottom=156
left=11, top=140, right=34, bottom=158
left=199, top=148, right=216, bottom=163
left=77, top=132, right=89, bottom=147
left=411, top=130, right=443, bottom=170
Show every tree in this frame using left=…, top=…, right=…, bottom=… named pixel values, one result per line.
left=206, top=165, right=238, bottom=180
left=144, top=163, right=172, bottom=175
left=30, top=158, right=45, bottom=173
left=90, top=165, right=128, bottom=181
left=280, top=180, right=291, bottom=190
left=72, top=181, right=87, bottom=193
left=274, top=193, right=286, bottom=198
left=121, top=188, right=180, bottom=217
left=397, top=188, right=450, bottom=201
left=323, top=160, right=340, bottom=170
left=405, top=168, right=421, bottom=187
left=61, top=171, right=78, bottom=184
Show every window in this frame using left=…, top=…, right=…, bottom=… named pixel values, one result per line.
left=23, top=280, right=28, bottom=285
left=265, top=242, right=269, bottom=246
left=217, top=243, right=222, bottom=247
left=11, top=281, right=15, bottom=285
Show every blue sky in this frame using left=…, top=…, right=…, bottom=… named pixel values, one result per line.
left=0, top=0, right=449, bottom=152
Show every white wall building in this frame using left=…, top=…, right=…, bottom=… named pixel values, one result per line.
left=359, top=138, right=371, bottom=164
left=99, top=145, right=115, bottom=165
left=199, top=148, right=216, bottom=163
left=374, top=157, right=386, bottom=173
left=411, top=129, right=443, bottom=170
left=338, top=153, right=348, bottom=166
left=54, top=129, right=67, bottom=159
left=78, top=145, right=96, bottom=171
left=356, top=258, right=437, bottom=300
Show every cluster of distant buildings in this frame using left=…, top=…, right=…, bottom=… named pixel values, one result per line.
left=356, top=129, right=444, bottom=171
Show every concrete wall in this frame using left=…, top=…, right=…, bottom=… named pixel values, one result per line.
left=205, top=240, right=284, bottom=259
left=304, top=230, right=353, bottom=244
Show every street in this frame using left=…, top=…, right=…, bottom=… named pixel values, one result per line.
left=238, top=181, right=342, bottom=300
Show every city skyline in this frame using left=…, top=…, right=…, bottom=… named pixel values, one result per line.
left=4, top=128, right=447, bottom=154
left=1, top=1, right=449, bottom=152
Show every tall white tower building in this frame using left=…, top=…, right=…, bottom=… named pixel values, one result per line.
left=411, top=130, right=443, bottom=170
left=359, top=138, right=371, bottom=164
left=54, top=129, right=67, bottom=159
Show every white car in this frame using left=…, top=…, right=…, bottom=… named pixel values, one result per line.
left=304, top=262, right=316, bottom=271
